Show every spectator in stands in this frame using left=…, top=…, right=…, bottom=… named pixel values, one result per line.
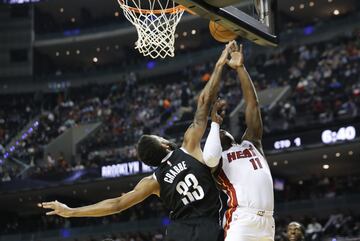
left=72, top=160, right=85, bottom=171
left=280, top=102, right=297, bottom=130
left=306, top=218, right=322, bottom=241
left=1, top=172, right=11, bottom=182
left=47, top=153, right=56, bottom=170
left=286, top=222, right=305, bottom=241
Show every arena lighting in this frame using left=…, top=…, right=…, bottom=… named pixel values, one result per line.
left=348, top=150, right=353, bottom=155
left=61, top=229, right=71, bottom=238
left=60, top=8, right=64, bottom=13
left=191, top=29, right=197, bottom=35
left=333, top=9, right=340, bottom=15
left=289, top=6, right=295, bottom=11
left=309, top=2, right=314, bottom=7
left=304, top=25, right=314, bottom=35
left=299, top=3, right=305, bottom=9
left=273, top=161, right=278, bottom=166
left=55, top=52, right=60, bottom=56
left=2, top=121, right=39, bottom=160
left=162, top=217, right=171, bottom=226
left=3, top=0, right=40, bottom=4
left=335, top=152, right=341, bottom=157
left=63, top=29, right=80, bottom=37
left=147, top=61, right=156, bottom=69
left=323, top=154, right=328, bottom=159
left=323, top=164, right=330, bottom=170
left=93, top=57, right=98, bottom=63
left=298, top=180, right=303, bottom=185
left=183, top=31, right=188, bottom=37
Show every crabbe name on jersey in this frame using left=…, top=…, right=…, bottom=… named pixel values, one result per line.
left=164, top=161, right=188, bottom=184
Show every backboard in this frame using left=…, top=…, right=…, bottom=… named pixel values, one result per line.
left=174, top=0, right=278, bottom=46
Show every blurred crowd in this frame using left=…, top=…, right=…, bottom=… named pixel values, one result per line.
left=1, top=203, right=359, bottom=241
left=275, top=212, right=360, bottom=241
left=1, top=196, right=166, bottom=236
left=1, top=173, right=360, bottom=237
left=274, top=175, right=360, bottom=203
left=260, top=32, right=360, bottom=132
left=0, top=30, right=359, bottom=183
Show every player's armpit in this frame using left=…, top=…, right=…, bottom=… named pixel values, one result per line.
left=112, top=175, right=160, bottom=212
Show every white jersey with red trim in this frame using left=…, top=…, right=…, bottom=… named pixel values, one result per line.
left=217, top=140, right=274, bottom=212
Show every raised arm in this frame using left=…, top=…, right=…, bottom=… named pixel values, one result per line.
left=228, top=44, right=264, bottom=154
left=203, top=99, right=226, bottom=168
left=38, top=176, right=159, bottom=218
left=182, top=42, right=234, bottom=160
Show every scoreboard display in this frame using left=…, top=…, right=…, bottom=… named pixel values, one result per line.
left=263, top=122, right=360, bottom=151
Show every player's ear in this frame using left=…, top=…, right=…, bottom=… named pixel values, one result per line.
left=161, top=143, right=169, bottom=149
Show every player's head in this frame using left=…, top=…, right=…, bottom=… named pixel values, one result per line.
left=287, top=221, right=305, bottom=241
left=220, top=129, right=236, bottom=150
left=137, top=135, right=177, bottom=167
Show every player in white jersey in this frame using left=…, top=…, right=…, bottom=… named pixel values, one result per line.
left=203, top=43, right=275, bottom=241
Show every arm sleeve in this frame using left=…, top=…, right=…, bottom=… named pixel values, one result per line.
left=203, top=122, right=222, bottom=168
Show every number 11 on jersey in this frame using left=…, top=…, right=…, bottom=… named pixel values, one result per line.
left=250, top=158, right=263, bottom=170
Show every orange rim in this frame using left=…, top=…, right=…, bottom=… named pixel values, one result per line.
left=117, top=0, right=188, bottom=14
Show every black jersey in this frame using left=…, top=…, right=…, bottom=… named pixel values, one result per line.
left=154, top=148, right=220, bottom=221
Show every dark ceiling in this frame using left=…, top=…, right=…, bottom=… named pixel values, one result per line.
left=31, top=0, right=360, bottom=68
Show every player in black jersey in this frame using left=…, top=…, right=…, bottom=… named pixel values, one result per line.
left=38, top=41, right=236, bottom=241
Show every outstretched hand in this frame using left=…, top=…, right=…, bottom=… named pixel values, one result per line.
left=216, top=40, right=237, bottom=67
left=211, top=99, right=227, bottom=125
left=38, top=200, right=72, bottom=218
left=227, top=43, right=244, bottom=69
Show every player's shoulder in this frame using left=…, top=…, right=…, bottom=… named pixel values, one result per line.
left=222, top=142, right=246, bottom=153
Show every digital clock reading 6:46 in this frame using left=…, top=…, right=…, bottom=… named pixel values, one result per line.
left=321, top=126, right=357, bottom=144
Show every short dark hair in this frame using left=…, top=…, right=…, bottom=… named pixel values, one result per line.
left=137, top=135, right=168, bottom=167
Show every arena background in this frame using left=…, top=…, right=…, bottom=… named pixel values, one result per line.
left=0, top=0, right=360, bottom=240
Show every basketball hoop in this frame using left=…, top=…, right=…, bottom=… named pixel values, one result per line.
left=117, top=0, right=186, bottom=59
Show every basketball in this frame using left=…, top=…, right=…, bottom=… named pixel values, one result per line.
left=209, top=21, right=238, bottom=43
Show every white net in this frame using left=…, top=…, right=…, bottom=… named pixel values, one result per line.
left=117, top=0, right=185, bottom=59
